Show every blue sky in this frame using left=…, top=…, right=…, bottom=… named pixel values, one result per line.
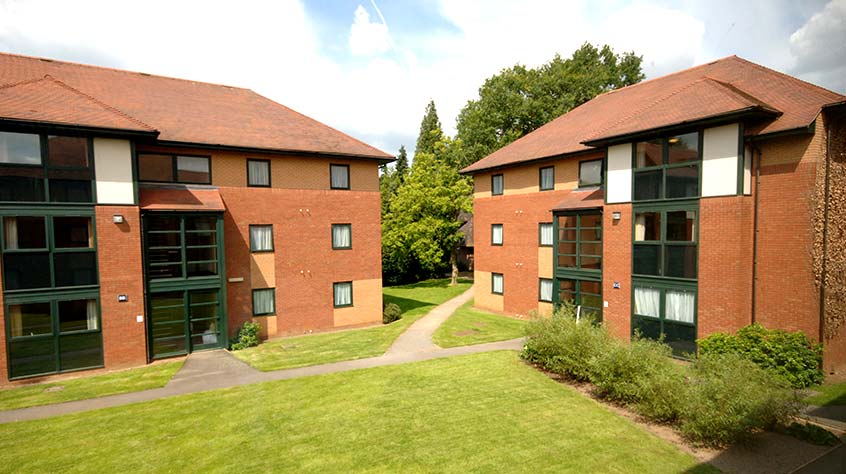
left=0, top=0, right=844, bottom=158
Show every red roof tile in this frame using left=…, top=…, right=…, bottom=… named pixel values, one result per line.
left=462, top=56, right=844, bottom=173
left=0, top=52, right=391, bottom=160
left=551, top=189, right=604, bottom=211
left=139, top=186, right=226, bottom=212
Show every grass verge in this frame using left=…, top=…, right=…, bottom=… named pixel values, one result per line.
left=433, top=299, right=527, bottom=348
left=805, top=381, right=846, bottom=407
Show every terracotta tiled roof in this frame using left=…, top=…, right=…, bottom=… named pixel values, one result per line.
left=0, top=52, right=391, bottom=160
left=462, top=56, right=844, bottom=173
left=139, top=186, right=226, bottom=212
left=551, top=189, right=604, bottom=211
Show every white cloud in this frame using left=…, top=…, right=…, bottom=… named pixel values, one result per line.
left=789, top=0, right=846, bottom=93
left=349, top=3, right=392, bottom=56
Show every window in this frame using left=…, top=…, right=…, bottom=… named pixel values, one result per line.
left=144, top=214, right=220, bottom=280
left=539, top=278, right=554, bottom=302
left=632, top=284, right=696, bottom=356
left=491, top=174, right=503, bottom=195
left=558, top=279, right=602, bottom=320
left=250, top=225, right=273, bottom=252
left=252, top=288, right=276, bottom=316
left=2, top=215, right=97, bottom=291
left=491, top=273, right=504, bottom=295
left=539, top=166, right=554, bottom=191
left=333, top=281, right=353, bottom=307
left=491, top=224, right=503, bottom=246
left=247, top=159, right=270, bottom=187
left=633, top=132, right=700, bottom=201
left=633, top=208, right=697, bottom=279
left=330, top=164, right=350, bottom=189
left=137, top=154, right=211, bottom=184
left=332, top=224, right=352, bottom=249
left=539, top=223, right=553, bottom=246
left=0, top=132, right=93, bottom=203
left=579, top=159, right=603, bottom=187
left=556, top=212, right=601, bottom=270
left=6, top=296, right=102, bottom=378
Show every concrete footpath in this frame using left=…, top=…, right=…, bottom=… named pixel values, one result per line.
left=0, top=286, right=524, bottom=424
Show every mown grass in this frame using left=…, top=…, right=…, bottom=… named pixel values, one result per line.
left=806, top=381, right=846, bottom=407
left=0, top=351, right=714, bottom=474
left=0, top=361, right=183, bottom=411
left=433, top=299, right=528, bottom=348
left=232, top=278, right=472, bottom=371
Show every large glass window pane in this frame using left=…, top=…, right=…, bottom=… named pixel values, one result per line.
left=58, top=299, right=98, bottom=332
left=666, top=165, right=699, bottom=199
left=146, top=215, right=180, bottom=231
left=8, top=302, right=52, bottom=337
left=48, top=178, right=92, bottom=203
left=491, top=274, right=503, bottom=294
left=634, top=170, right=662, bottom=201
left=3, top=253, right=50, bottom=290
left=330, top=164, right=350, bottom=189
left=190, top=289, right=219, bottom=307
left=253, top=288, right=276, bottom=315
left=3, top=216, right=46, bottom=249
left=9, top=339, right=55, bottom=378
left=539, top=279, right=553, bottom=302
left=580, top=243, right=602, bottom=256
left=491, top=224, right=503, bottom=245
left=59, top=332, right=102, bottom=370
left=633, top=316, right=662, bottom=340
left=54, top=252, right=98, bottom=287
left=559, top=279, right=576, bottom=303
left=491, top=174, right=503, bottom=195
left=176, top=156, right=210, bottom=184
left=247, top=159, right=270, bottom=187
left=0, top=167, right=45, bottom=202
left=663, top=322, right=697, bottom=356
left=334, top=282, right=353, bottom=306
left=633, top=245, right=661, bottom=276
left=581, top=280, right=602, bottom=296
left=667, top=132, right=699, bottom=164
left=137, top=154, right=174, bottom=182
left=557, top=254, right=577, bottom=267
left=579, top=159, right=602, bottom=187
left=633, top=287, right=661, bottom=318
left=580, top=256, right=601, bottom=270
left=635, top=140, right=662, bottom=168
left=187, top=262, right=217, bottom=277
left=185, top=232, right=215, bottom=246
left=147, top=232, right=181, bottom=247
left=559, top=227, right=577, bottom=242
left=186, top=246, right=216, bottom=262
left=251, top=225, right=274, bottom=252
left=539, top=223, right=553, bottom=246
left=635, top=212, right=661, bottom=241
left=580, top=214, right=601, bottom=228
left=0, top=132, right=41, bottom=164
left=54, top=217, right=92, bottom=248
left=185, top=216, right=216, bottom=231
left=47, top=136, right=88, bottom=168
left=666, top=290, right=695, bottom=323
left=332, top=224, right=351, bottom=249
left=539, top=167, right=554, bottom=190
left=665, top=245, right=697, bottom=279
left=666, top=211, right=695, bottom=242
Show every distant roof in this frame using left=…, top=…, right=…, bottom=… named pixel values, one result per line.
left=462, top=56, right=844, bottom=174
left=458, top=213, right=473, bottom=247
left=0, top=52, right=392, bottom=160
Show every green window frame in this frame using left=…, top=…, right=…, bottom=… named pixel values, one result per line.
left=578, top=158, right=603, bottom=188
left=632, top=203, right=698, bottom=280
left=0, top=132, right=95, bottom=204
left=249, top=224, right=274, bottom=253
left=491, top=174, right=503, bottom=195
left=491, top=224, right=503, bottom=246
left=333, top=281, right=353, bottom=308
left=330, top=164, right=350, bottom=190
left=539, top=278, right=553, bottom=302
left=555, top=278, right=602, bottom=321
left=252, top=288, right=276, bottom=316
left=555, top=212, right=601, bottom=272
left=332, top=223, right=352, bottom=250
left=143, top=214, right=222, bottom=282
left=137, top=153, right=211, bottom=185
left=539, top=166, right=554, bottom=191
left=491, top=273, right=504, bottom=295
left=631, top=280, right=697, bottom=357
left=632, top=132, right=701, bottom=202
left=247, top=159, right=271, bottom=187
left=538, top=222, right=553, bottom=247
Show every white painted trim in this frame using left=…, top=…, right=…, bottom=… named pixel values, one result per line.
left=94, top=138, right=134, bottom=205
left=606, top=143, right=632, bottom=203
left=702, top=123, right=740, bottom=197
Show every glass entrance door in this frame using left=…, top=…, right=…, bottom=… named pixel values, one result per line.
left=149, top=289, right=222, bottom=359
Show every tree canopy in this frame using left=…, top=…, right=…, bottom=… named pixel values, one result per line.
left=415, top=100, right=443, bottom=157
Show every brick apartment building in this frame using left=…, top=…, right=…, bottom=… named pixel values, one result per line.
left=0, top=52, right=391, bottom=383
left=462, top=56, right=846, bottom=372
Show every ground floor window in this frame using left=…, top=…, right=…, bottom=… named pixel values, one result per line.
left=5, top=293, right=102, bottom=379
left=252, top=288, right=275, bottom=315
left=556, top=278, right=602, bottom=320
left=539, top=278, right=553, bottom=302
left=333, top=282, right=353, bottom=308
left=632, top=282, right=696, bottom=356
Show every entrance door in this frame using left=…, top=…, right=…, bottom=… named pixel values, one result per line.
left=149, top=288, right=223, bottom=359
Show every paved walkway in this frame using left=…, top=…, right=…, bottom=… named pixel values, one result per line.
left=0, top=286, right=524, bottom=424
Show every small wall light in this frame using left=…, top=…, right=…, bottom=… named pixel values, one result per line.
left=112, top=214, right=125, bottom=224
left=612, top=211, right=622, bottom=221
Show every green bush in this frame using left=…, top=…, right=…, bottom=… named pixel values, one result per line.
left=521, top=302, right=613, bottom=382
left=382, top=303, right=402, bottom=324
left=698, top=323, right=823, bottom=388
left=680, top=353, right=801, bottom=447
left=591, top=336, right=686, bottom=422
left=785, top=422, right=840, bottom=446
left=231, top=321, right=262, bottom=351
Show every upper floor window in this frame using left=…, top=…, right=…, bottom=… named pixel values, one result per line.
left=249, top=225, right=273, bottom=252
left=332, top=224, right=352, bottom=249
left=556, top=212, right=601, bottom=270
left=144, top=214, right=220, bottom=280
left=633, top=132, right=699, bottom=201
left=491, top=224, right=503, bottom=246
left=539, top=166, right=554, bottom=191
left=633, top=208, right=697, bottom=279
left=138, top=154, right=211, bottom=185
left=539, top=223, right=553, bottom=247
left=0, top=132, right=93, bottom=203
left=579, top=159, right=603, bottom=188
left=330, top=164, right=350, bottom=189
left=247, top=159, right=270, bottom=187
left=491, top=174, right=503, bottom=195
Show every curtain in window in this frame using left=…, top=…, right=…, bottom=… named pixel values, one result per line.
left=331, top=166, right=349, bottom=189
left=666, top=290, right=695, bottom=323
left=8, top=304, right=22, bottom=337
left=248, top=161, right=270, bottom=186
left=250, top=226, right=273, bottom=251
left=634, top=214, right=646, bottom=241
left=253, top=289, right=275, bottom=314
left=334, top=283, right=352, bottom=306
left=492, top=225, right=503, bottom=244
left=541, top=169, right=554, bottom=189
left=492, top=274, right=503, bottom=294
left=540, top=279, right=553, bottom=301
left=333, top=225, right=351, bottom=248
left=86, top=299, right=98, bottom=330
left=540, top=223, right=553, bottom=246
left=3, top=217, right=17, bottom=249
left=634, top=287, right=660, bottom=317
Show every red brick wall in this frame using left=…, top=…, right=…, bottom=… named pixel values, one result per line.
left=219, top=187, right=382, bottom=336
left=602, top=203, right=632, bottom=341
left=96, top=206, right=148, bottom=368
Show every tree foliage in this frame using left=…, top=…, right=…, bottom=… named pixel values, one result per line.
left=415, top=100, right=443, bottom=157
left=456, top=43, right=644, bottom=168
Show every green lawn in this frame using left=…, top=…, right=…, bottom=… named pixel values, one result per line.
left=0, top=361, right=183, bottom=411
left=232, top=278, right=472, bottom=371
left=433, top=299, right=528, bottom=348
left=0, top=351, right=714, bottom=474
left=806, top=381, right=846, bottom=407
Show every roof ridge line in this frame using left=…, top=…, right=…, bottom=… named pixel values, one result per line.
left=0, top=75, right=50, bottom=90
left=597, top=55, right=740, bottom=98
left=730, top=56, right=845, bottom=99
left=704, top=77, right=781, bottom=113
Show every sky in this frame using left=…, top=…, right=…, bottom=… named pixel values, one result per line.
left=0, top=0, right=844, bottom=159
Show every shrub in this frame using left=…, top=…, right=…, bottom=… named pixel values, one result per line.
left=784, top=422, right=840, bottom=446
left=698, top=323, right=823, bottom=388
left=231, top=321, right=262, bottom=351
left=679, top=353, right=801, bottom=447
left=521, top=302, right=613, bottom=382
left=383, top=303, right=402, bottom=324
left=591, top=336, right=687, bottom=422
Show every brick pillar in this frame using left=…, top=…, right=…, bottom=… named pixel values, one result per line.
left=602, top=204, right=632, bottom=341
